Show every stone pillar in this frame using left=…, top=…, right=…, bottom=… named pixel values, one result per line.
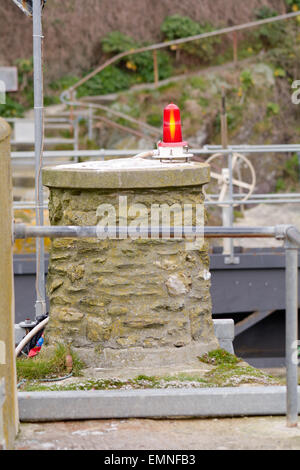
left=43, top=158, right=219, bottom=371
left=0, top=118, right=18, bottom=449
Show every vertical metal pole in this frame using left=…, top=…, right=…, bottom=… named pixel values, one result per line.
left=221, top=89, right=232, bottom=258
left=74, top=118, right=79, bottom=163
left=70, top=92, right=75, bottom=135
left=285, top=244, right=298, bottom=427
left=228, top=152, right=235, bottom=262
left=33, top=0, right=46, bottom=318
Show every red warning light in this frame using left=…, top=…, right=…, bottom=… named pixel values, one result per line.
left=160, top=103, right=187, bottom=147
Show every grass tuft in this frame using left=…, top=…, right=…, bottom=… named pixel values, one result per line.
left=17, top=343, right=84, bottom=381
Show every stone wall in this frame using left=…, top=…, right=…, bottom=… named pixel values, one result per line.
left=46, top=185, right=218, bottom=368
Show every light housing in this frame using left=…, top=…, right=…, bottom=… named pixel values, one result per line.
left=159, top=103, right=187, bottom=148
left=156, top=103, right=193, bottom=162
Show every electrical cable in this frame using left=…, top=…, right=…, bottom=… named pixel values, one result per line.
left=15, top=317, right=49, bottom=357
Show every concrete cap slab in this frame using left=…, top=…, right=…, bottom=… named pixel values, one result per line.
left=42, top=157, right=210, bottom=189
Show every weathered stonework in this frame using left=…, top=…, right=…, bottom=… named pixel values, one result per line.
left=43, top=159, right=219, bottom=369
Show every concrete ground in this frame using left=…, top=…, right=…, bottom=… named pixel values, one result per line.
left=234, top=203, right=300, bottom=248
left=15, top=416, right=300, bottom=450
left=15, top=367, right=294, bottom=450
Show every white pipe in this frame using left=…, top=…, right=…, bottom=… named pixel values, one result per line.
left=15, top=317, right=49, bottom=358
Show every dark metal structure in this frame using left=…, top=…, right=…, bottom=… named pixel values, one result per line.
left=13, top=247, right=300, bottom=322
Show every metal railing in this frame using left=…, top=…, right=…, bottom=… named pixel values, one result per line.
left=11, top=143, right=300, bottom=217
left=7, top=117, right=80, bottom=156
left=13, top=222, right=300, bottom=427
left=60, top=11, right=300, bottom=134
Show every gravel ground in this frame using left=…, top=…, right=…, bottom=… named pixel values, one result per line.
left=15, top=416, right=300, bottom=450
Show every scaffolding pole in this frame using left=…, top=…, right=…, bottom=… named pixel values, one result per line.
left=33, top=0, right=46, bottom=318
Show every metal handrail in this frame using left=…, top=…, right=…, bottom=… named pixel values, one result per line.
left=11, top=144, right=300, bottom=210
left=13, top=224, right=279, bottom=239
left=65, top=11, right=300, bottom=97
left=10, top=144, right=300, bottom=160
left=13, top=222, right=300, bottom=427
left=57, top=11, right=300, bottom=137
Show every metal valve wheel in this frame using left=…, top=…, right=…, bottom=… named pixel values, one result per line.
left=203, top=153, right=256, bottom=207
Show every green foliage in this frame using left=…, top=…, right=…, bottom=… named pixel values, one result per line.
left=146, top=112, right=162, bottom=127
left=0, top=56, right=35, bottom=116
left=77, top=66, right=133, bottom=97
left=283, top=153, right=300, bottom=183
left=254, top=7, right=286, bottom=48
left=16, top=57, right=34, bottom=108
left=188, top=76, right=206, bottom=91
left=16, top=57, right=34, bottom=75
left=0, top=96, right=25, bottom=118
left=267, top=101, right=280, bottom=116
left=17, top=343, right=84, bottom=381
left=285, top=0, right=300, bottom=11
left=161, top=15, right=220, bottom=62
left=101, top=31, right=136, bottom=54
left=214, top=103, right=243, bottom=135
left=44, top=95, right=60, bottom=106
left=50, top=75, right=79, bottom=92
left=101, top=31, right=172, bottom=84
left=214, top=112, right=237, bottom=134
left=275, top=154, right=300, bottom=192
left=275, top=177, right=286, bottom=192
left=131, top=50, right=172, bottom=83
left=240, top=69, right=254, bottom=91
left=161, top=14, right=203, bottom=40
left=199, top=349, right=239, bottom=366
left=198, top=349, right=275, bottom=387
left=274, top=67, right=286, bottom=78
left=267, top=44, right=300, bottom=79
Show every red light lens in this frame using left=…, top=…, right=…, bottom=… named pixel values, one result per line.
left=162, top=103, right=183, bottom=144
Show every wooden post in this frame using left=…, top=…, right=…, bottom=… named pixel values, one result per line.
left=0, top=118, right=19, bottom=449
left=233, top=31, right=238, bottom=65
left=153, top=50, right=159, bottom=86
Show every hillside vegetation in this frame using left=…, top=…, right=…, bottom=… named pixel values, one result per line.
left=1, top=1, right=300, bottom=197
left=0, top=0, right=287, bottom=82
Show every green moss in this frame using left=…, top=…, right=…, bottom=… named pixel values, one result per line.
left=19, top=363, right=277, bottom=392
left=18, top=351, right=277, bottom=391
left=198, top=348, right=239, bottom=366
left=133, top=375, right=161, bottom=387
left=203, top=364, right=275, bottom=387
